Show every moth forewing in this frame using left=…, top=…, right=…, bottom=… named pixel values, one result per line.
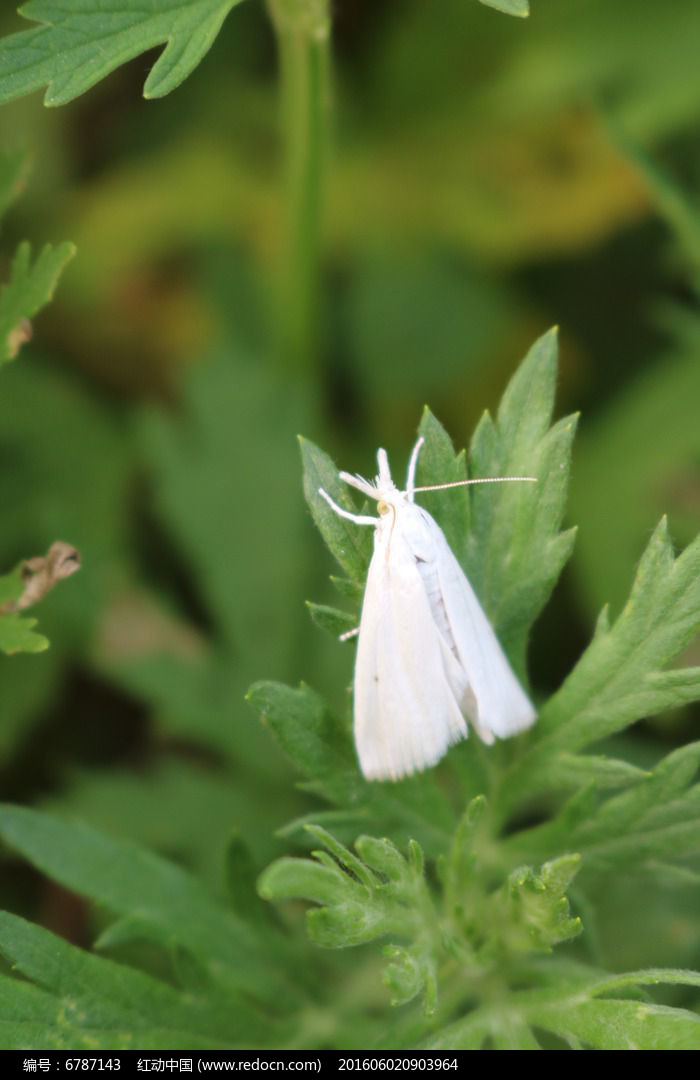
left=354, top=513, right=467, bottom=781
left=429, top=516, right=536, bottom=738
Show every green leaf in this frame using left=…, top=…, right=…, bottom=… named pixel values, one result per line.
left=41, top=758, right=283, bottom=888
left=502, top=520, right=700, bottom=812
left=306, top=600, right=357, bottom=638
left=589, top=968, right=700, bottom=995
left=300, top=435, right=373, bottom=586
left=464, top=328, right=577, bottom=673
left=0, top=241, right=75, bottom=366
left=260, top=821, right=588, bottom=1016
left=506, top=743, right=700, bottom=871
left=0, top=804, right=284, bottom=1005
left=141, top=350, right=310, bottom=672
left=0, top=911, right=253, bottom=1050
left=478, top=0, right=530, bottom=17
left=416, top=407, right=469, bottom=560
left=0, top=611, right=49, bottom=655
left=488, top=854, right=582, bottom=954
left=0, top=568, right=24, bottom=609
left=246, top=680, right=457, bottom=857
left=309, top=331, right=575, bottom=689
left=383, top=944, right=437, bottom=1012
left=443, top=795, right=486, bottom=918
left=426, top=968, right=700, bottom=1051
left=0, top=567, right=49, bottom=654
left=259, top=828, right=438, bottom=1008
left=0, top=0, right=244, bottom=107
left=329, top=574, right=364, bottom=601
left=246, top=681, right=357, bottom=802
left=534, top=752, right=652, bottom=794
left=528, top=997, right=700, bottom=1051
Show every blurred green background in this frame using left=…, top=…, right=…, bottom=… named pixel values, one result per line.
left=0, top=0, right=698, bottom=969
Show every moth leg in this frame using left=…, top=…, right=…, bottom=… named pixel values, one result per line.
left=318, top=487, right=377, bottom=526
left=406, top=436, right=425, bottom=502
left=339, top=626, right=360, bottom=642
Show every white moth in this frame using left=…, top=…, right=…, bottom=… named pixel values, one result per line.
left=319, top=437, right=536, bottom=782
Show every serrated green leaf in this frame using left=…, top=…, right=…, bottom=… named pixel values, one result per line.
left=0, top=240, right=75, bottom=365
left=478, top=0, right=530, bottom=18
left=259, top=829, right=436, bottom=998
left=0, top=911, right=267, bottom=1050
left=506, top=744, right=700, bottom=872
left=585, top=743, right=700, bottom=836
left=300, top=436, right=373, bottom=585
left=416, top=407, right=469, bottom=559
left=246, top=680, right=357, bottom=800
left=488, top=854, right=582, bottom=954
left=426, top=968, right=700, bottom=1051
left=503, top=520, right=700, bottom=812
left=247, top=680, right=455, bottom=858
left=0, top=611, right=48, bottom=655
left=464, top=329, right=577, bottom=673
left=0, top=564, right=49, bottom=654
left=306, top=600, right=357, bottom=637
left=0, top=0, right=244, bottom=107
left=544, top=753, right=652, bottom=792
left=329, top=574, right=364, bottom=600
left=494, top=327, right=557, bottom=460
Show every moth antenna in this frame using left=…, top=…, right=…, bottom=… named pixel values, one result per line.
left=406, top=436, right=425, bottom=502
left=376, top=448, right=393, bottom=488
left=412, top=476, right=537, bottom=494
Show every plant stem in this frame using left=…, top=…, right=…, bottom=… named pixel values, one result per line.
left=267, top=0, right=330, bottom=373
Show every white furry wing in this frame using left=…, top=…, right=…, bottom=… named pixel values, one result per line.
left=423, top=508, right=536, bottom=739
left=353, top=521, right=467, bottom=781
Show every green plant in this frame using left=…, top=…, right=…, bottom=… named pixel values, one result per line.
left=250, top=331, right=700, bottom=1048
left=0, top=0, right=698, bottom=1054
